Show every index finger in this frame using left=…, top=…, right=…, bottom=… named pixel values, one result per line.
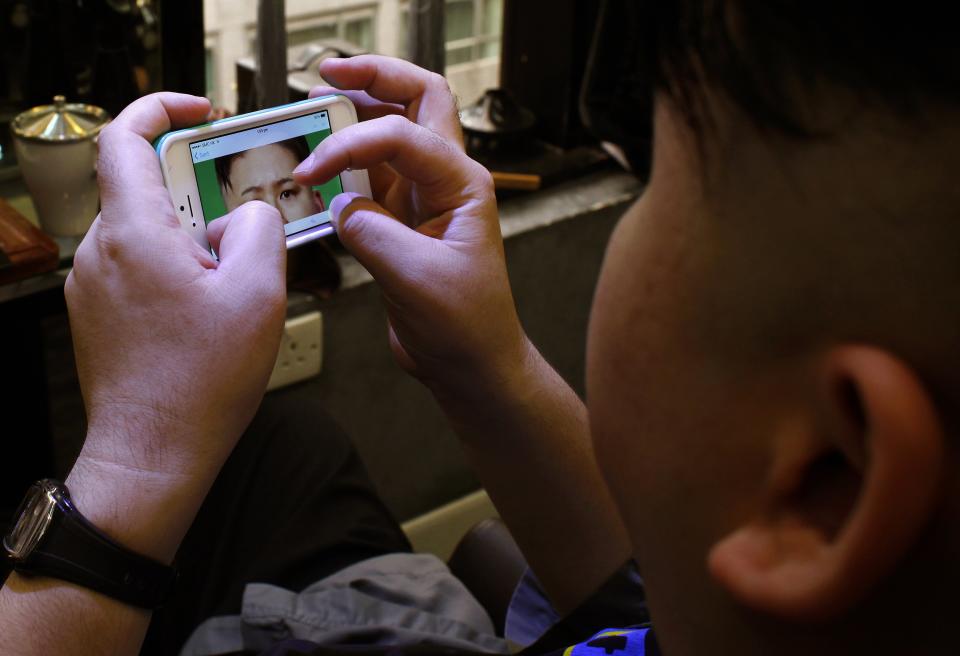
left=319, top=56, right=464, bottom=147
left=97, top=92, right=211, bottom=225
left=294, top=114, right=489, bottom=218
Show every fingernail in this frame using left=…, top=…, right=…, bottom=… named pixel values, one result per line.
left=330, top=193, right=362, bottom=228
left=293, top=154, right=315, bottom=176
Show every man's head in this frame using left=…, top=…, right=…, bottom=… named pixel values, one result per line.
left=586, top=3, right=960, bottom=654
left=216, top=137, right=324, bottom=223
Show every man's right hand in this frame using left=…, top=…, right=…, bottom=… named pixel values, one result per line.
left=295, top=56, right=529, bottom=399
left=298, top=59, right=632, bottom=612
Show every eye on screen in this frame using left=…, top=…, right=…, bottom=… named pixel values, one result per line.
left=189, top=110, right=343, bottom=238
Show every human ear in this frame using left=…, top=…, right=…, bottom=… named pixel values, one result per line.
left=707, top=346, right=945, bottom=621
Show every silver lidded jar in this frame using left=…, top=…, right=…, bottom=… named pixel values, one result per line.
left=11, top=96, right=111, bottom=237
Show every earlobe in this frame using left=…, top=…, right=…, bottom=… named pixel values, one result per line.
left=708, top=347, right=945, bottom=621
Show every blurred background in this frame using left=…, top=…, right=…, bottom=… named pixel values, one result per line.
left=0, top=0, right=504, bottom=176
left=204, top=0, right=503, bottom=112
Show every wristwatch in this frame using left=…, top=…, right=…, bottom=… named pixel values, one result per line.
left=3, top=479, right=177, bottom=609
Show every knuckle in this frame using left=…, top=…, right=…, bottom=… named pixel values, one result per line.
left=423, top=128, right=460, bottom=161
left=380, top=113, right=410, bottom=134
left=93, top=224, right=134, bottom=265
left=96, top=132, right=125, bottom=186
left=426, top=72, right=460, bottom=112
left=473, top=166, right=496, bottom=197
left=322, top=128, right=349, bottom=150
left=97, top=121, right=119, bottom=145
left=63, top=270, right=78, bottom=302
left=145, top=91, right=171, bottom=105
left=426, top=71, right=452, bottom=94
left=70, top=242, right=92, bottom=279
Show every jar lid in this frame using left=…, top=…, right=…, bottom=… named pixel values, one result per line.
left=11, top=96, right=110, bottom=142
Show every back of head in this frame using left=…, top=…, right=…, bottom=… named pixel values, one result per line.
left=641, top=0, right=960, bottom=436
left=591, top=3, right=960, bottom=655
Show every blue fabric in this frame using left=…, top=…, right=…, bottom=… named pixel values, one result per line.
left=506, top=562, right=648, bottom=650
left=504, top=568, right=561, bottom=647
left=569, top=628, right=652, bottom=656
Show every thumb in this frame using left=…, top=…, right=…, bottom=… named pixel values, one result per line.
left=331, top=193, right=432, bottom=288
left=212, top=201, right=287, bottom=300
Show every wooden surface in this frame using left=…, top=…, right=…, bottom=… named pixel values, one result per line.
left=0, top=197, right=58, bottom=285
left=491, top=171, right=542, bottom=191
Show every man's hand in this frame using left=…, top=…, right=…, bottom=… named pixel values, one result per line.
left=298, top=58, right=631, bottom=613
left=65, top=93, right=287, bottom=557
left=0, top=92, right=287, bottom=656
left=295, top=56, right=528, bottom=399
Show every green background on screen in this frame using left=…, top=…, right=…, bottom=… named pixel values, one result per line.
left=193, top=128, right=343, bottom=225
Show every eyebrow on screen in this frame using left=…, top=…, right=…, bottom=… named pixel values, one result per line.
left=241, top=177, right=295, bottom=197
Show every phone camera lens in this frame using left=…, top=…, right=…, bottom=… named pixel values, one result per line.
left=180, top=205, right=185, bottom=212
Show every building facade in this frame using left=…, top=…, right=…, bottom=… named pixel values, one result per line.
left=203, top=0, right=502, bottom=112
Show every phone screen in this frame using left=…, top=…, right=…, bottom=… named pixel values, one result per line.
left=189, top=109, right=342, bottom=239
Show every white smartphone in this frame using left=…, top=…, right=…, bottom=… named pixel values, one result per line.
left=154, top=95, right=371, bottom=250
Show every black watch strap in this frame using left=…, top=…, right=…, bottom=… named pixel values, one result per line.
left=16, top=493, right=176, bottom=609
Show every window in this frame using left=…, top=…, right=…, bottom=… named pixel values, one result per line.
left=399, top=0, right=503, bottom=65
left=287, top=23, right=339, bottom=49
left=204, top=40, right=217, bottom=105
left=284, top=8, right=377, bottom=52
left=203, top=46, right=217, bottom=100
left=445, top=0, right=502, bottom=66
left=397, top=0, right=502, bottom=104
left=205, top=2, right=378, bottom=112
left=344, top=17, right=375, bottom=52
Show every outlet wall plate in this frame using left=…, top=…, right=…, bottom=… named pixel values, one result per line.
left=267, top=311, right=323, bottom=391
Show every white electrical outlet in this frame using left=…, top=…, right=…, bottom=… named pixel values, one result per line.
left=267, top=311, right=323, bottom=391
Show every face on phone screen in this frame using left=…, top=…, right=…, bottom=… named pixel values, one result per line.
left=189, top=110, right=343, bottom=238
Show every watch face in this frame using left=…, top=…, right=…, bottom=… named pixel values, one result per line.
left=3, top=480, right=60, bottom=561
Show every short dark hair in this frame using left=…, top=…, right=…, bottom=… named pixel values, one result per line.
left=640, top=1, right=960, bottom=136
left=215, top=136, right=312, bottom=191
